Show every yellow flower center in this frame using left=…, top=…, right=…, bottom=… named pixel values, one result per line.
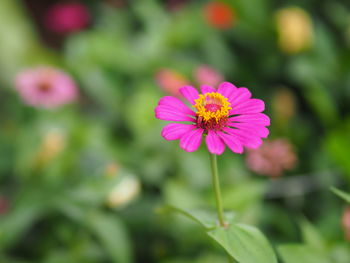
left=193, top=92, right=232, bottom=122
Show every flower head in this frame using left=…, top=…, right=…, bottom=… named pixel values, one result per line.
left=15, top=66, right=78, bottom=109
left=155, top=82, right=270, bottom=155
left=246, top=138, right=297, bottom=177
left=45, top=2, right=90, bottom=34
left=204, top=1, right=235, bottom=29
left=195, top=65, right=224, bottom=87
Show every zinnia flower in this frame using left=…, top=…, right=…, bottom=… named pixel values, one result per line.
left=45, top=2, right=90, bottom=34
left=155, top=82, right=270, bottom=154
left=15, top=66, right=78, bottom=109
left=204, top=1, right=235, bottom=29
left=195, top=65, right=224, bottom=87
left=246, top=138, right=297, bottom=177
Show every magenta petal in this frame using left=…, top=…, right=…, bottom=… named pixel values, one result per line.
left=227, top=123, right=269, bottom=138
left=217, top=131, right=243, bottom=154
left=229, top=87, right=252, bottom=106
left=200, top=85, right=216, bottom=94
left=158, top=96, right=195, bottom=116
left=205, top=130, right=225, bottom=155
left=217, top=82, right=237, bottom=99
left=180, top=128, right=204, bottom=152
left=230, top=99, right=265, bottom=115
left=155, top=105, right=195, bottom=122
left=224, top=128, right=263, bottom=149
left=179, top=86, right=199, bottom=104
left=229, top=113, right=270, bottom=126
left=161, top=123, right=195, bottom=140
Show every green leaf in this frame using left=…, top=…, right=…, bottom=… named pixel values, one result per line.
left=331, top=187, right=350, bottom=203
left=300, top=219, right=326, bottom=250
left=278, top=245, right=331, bottom=263
left=88, top=212, right=132, bottom=263
left=166, top=205, right=235, bottom=230
left=166, top=206, right=276, bottom=263
left=208, top=223, right=277, bottom=263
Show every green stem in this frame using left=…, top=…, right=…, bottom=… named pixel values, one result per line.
left=209, top=153, right=226, bottom=227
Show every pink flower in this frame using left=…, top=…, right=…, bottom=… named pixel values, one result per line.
left=246, top=139, right=297, bottom=177
left=195, top=65, right=224, bottom=87
left=15, top=66, right=78, bottom=109
left=155, top=69, right=190, bottom=97
left=155, top=82, right=270, bottom=154
left=45, top=2, right=90, bottom=34
left=342, top=206, right=350, bottom=241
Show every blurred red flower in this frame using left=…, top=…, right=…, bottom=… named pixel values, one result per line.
left=45, top=2, right=90, bottom=34
left=204, top=1, right=235, bottom=29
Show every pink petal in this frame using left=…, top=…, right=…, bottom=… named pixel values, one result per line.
left=179, top=86, right=199, bottom=105
left=161, top=123, right=195, bottom=140
left=205, top=130, right=225, bottom=155
left=229, top=87, right=252, bottom=106
left=200, top=85, right=216, bottom=94
left=224, top=127, right=263, bottom=149
left=230, top=99, right=265, bottom=115
left=180, top=128, right=204, bottom=152
left=217, top=82, right=237, bottom=99
left=227, top=123, right=269, bottom=138
left=155, top=105, right=195, bottom=122
left=158, top=96, right=196, bottom=116
left=229, top=113, right=270, bottom=126
left=217, top=131, right=243, bottom=154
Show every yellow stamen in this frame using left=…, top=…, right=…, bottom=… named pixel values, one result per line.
left=193, top=92, right=232, bottom=122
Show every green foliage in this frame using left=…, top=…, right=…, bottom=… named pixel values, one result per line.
left=167, top=206, right=277, bottom=263
left=0, top=0, right=349, bottom=262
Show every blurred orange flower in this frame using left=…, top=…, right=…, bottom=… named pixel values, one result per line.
left=204, top=1, right=235, bottom=29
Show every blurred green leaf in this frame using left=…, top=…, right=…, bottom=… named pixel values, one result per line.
left=300, top=219, right=326, bottom=250
left=278, top=245, right=331, bottom=263
left=331, top=187, right=350, bottom=203
left=88, top=211, right=132, bottom=263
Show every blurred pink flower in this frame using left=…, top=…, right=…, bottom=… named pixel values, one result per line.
left=0, top=197, right=9, bottom=215
left=246, top=139, right=297, bottom=177
left=166, top=0, right=189, bottom=11
left=342, top=206, right=350, bottom=241
left=155, top=82, right=270, bottom=154
left=45, top=2, right=90, bottom=34
left=15, top=66, right=78, bottom=109
left=195, top=65, right=224, bottom=87
left=155, top=69, right=190, bottom=96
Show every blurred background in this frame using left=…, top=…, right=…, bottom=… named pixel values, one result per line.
left=0, top=0, right=350, bottom=262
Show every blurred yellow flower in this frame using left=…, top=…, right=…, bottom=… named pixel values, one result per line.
left=36, top=130, right=66, bottom=166
left=275, top=7, right=313, bottom=54
left=107, top=175, right=141, bottom=208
